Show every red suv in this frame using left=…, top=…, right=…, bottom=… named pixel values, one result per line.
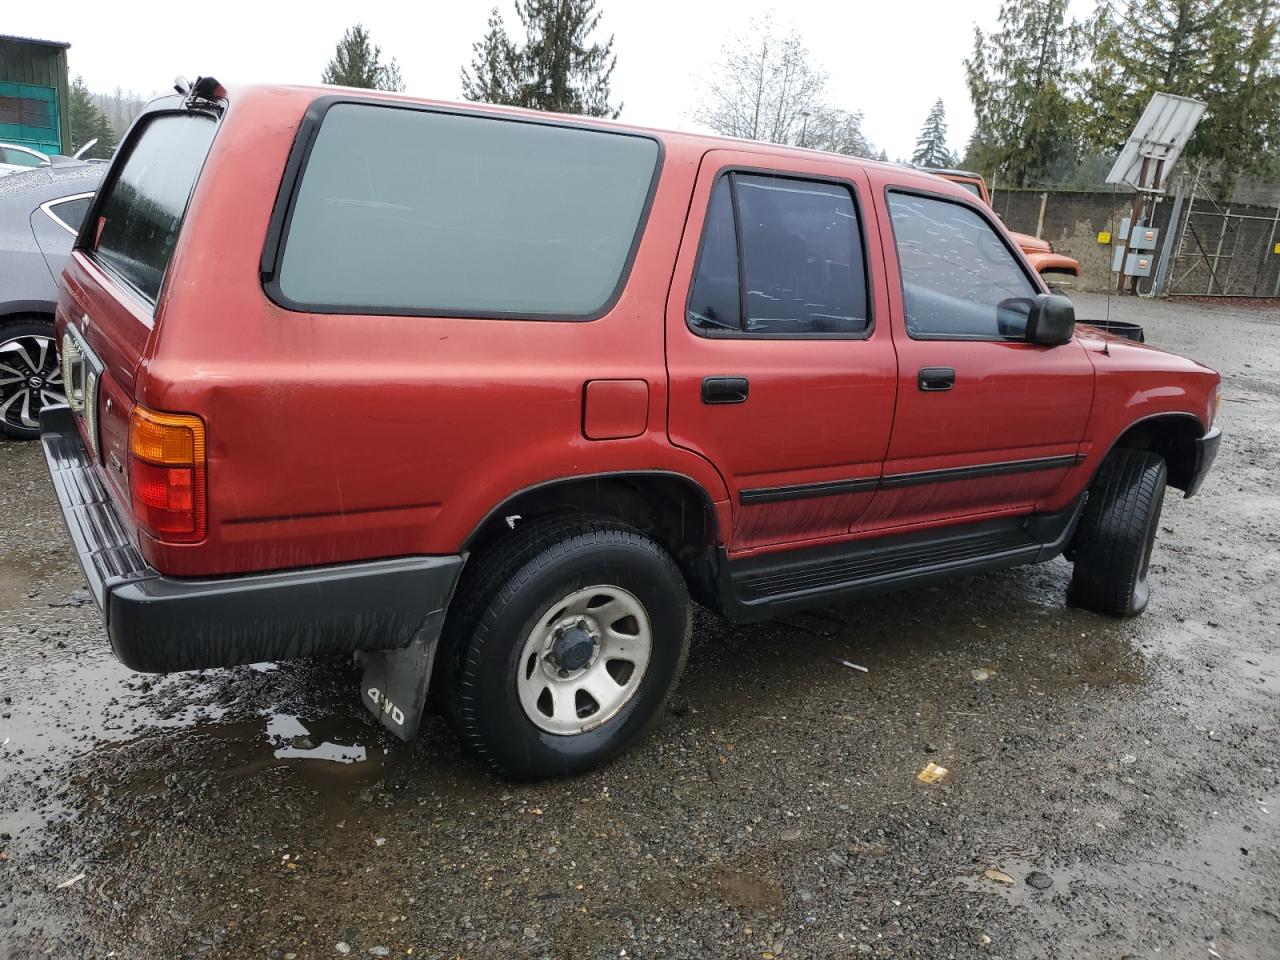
left=42, top=80, right=1221, bottom=779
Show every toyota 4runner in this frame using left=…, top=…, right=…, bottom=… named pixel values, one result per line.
left=42, top=79, right=1221, bottom=779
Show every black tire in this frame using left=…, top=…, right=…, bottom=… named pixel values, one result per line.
left=1068, top=449, right=1168, bottom=617
left=441, top=516, right=692, bottom=780
left=0, top=317, right=61, bottom=441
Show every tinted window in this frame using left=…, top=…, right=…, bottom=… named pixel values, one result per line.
left=93, top=113, right=217, bottom=305
left=737, top=175, right=867, bottom=335
left=276, top=105, right=659, bottom=316
left=686, top=173, right=869, bottom=337
left=887, top=192, right=1037, bottom=340
left=687, top=177, right=740, bottom=332
left=955, top=181, right=983, bottom=199
left=47, top=196, right=92, bottom=233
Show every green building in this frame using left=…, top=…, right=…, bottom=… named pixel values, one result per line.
left=0, top=34, right=72, bottom=156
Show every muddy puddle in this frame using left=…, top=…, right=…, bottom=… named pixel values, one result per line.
left=0, top=645, right=403, bottom=843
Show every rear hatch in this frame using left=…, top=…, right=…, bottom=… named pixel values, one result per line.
left=58, top=101, right=218, bottom=512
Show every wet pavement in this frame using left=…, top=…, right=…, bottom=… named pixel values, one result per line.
left=2, top=294, right=1278, bottom=960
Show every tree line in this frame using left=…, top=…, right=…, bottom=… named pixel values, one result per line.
left=966, top=0, right=1280, bottom=195
left=64, top=0, right=1280, bottom=200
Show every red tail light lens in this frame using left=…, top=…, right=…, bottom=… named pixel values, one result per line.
left=128, top=405, right=207, bottom=542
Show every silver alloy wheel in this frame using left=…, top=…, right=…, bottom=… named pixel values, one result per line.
left=0, top=334, right=64, bottom=431
left=516, top=585, right=653, bottom=736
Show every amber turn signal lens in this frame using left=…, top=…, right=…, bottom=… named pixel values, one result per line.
left=128, top=405, right=207, bottom=542
left=129, top=406, right=204, bottom=464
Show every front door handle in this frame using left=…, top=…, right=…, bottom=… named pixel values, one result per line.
left=702, top=376, right=749, bottom=404
left=918, top=367, right=955, bottom=392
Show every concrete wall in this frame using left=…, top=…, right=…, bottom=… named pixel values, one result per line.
left=990, top=187, right=1280, bottom=296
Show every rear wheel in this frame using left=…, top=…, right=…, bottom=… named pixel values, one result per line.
left=1069, top=449, right=1168, bottom=617
left=0, top=318, right=64, bottom=440
left=442, top=516, right=691, bottom=780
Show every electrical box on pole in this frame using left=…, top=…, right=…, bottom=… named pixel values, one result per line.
left=1105, top=93, right=1206, bottom=292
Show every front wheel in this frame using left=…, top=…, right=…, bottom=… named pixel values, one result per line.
left=1068, top=449, right=1168, bottom=617
left=444, top=518, right=692, bottom=780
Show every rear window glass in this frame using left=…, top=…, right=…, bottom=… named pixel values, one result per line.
left=92, top=113, right=216, bottom=305
left=275, top=104, right=660, bottom=317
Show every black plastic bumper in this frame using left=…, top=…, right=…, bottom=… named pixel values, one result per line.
left=1184, top=424, right=1222, bottom=498
left=40, top=405, right=463, bottom=673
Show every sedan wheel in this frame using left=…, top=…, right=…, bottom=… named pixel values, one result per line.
left=0, top=323, right=65, bottom=440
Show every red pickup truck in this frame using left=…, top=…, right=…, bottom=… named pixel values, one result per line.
left=42, top=80, right=1221, bottom=779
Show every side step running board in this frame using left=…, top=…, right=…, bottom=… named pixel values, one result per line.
left=717, top=497, right=1085, bottom=622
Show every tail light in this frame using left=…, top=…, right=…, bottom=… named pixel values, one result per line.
left=128, top=405, right=207, bottom=542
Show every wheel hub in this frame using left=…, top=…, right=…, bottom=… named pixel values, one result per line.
left=516, top=585, right=654, bottom=736
left=1, top=333, right=65, bottom=431
left=550, top=621, right=596, bottom=672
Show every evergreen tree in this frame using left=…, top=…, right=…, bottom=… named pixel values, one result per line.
left=1082, top=0, right=1280, bottom=196
left=67, top=76, right=117, bottom=159
left=460, top=1, right=620, bottom=118
left=1208, top=0, right=1280, bottom=193
left=322, top=24, right=405, bottom=91
left=965, top=0, right=1083, bottom=186
left=911, top=99, right=953, bottom=167
left=517, top=0, right=619, bottom=117
left=461, top=7, right=521, bottom=105
left=1082, top=1, right=1226, bottom=152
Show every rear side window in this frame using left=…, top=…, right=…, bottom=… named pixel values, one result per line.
left=92, top=113, right=217, bottom=306
left=46, top=196, right=92, bottom=234
left=687, top=172, right=870, bottom=338
left=2, top=146, right=43, bottom=167
left=687, top=177, right=740, bottom=332
left=887, top=191, right=1037, bottom=340
left=273, top=104, right=660, bottom=317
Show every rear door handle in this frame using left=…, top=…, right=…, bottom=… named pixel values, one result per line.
left=918, top=367, right=955, bottom=392
left=702, top=376, right=749, bottom=404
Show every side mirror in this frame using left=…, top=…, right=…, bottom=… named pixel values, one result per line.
left=1026, top=293, right=1075, bottom=345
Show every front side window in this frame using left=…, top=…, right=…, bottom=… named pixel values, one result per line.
left=274, top=104, right=660, bottom=317
left=92, top=113, right=217, bottom=306
left=887, top=191, right=1037, bottom=340
left=687, top=172, right=869, bottom=337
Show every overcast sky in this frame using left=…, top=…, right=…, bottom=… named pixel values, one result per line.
left=6, top=0, right=1095, bottom=160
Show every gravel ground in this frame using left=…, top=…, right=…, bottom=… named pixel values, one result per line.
left=1, top=294, right=1277, bottom=960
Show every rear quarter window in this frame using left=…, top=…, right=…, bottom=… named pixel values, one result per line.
left=90, top=113, right=217, bottom=306
left=272, top=103, right=660, bottom=318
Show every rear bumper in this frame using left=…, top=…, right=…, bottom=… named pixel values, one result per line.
left=1184, top=424, right=1222, bottom=498
left=40, top=405, right=463, bottom=672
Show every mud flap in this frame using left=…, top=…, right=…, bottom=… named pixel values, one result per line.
left=359, top=610, right=445, bottom=740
